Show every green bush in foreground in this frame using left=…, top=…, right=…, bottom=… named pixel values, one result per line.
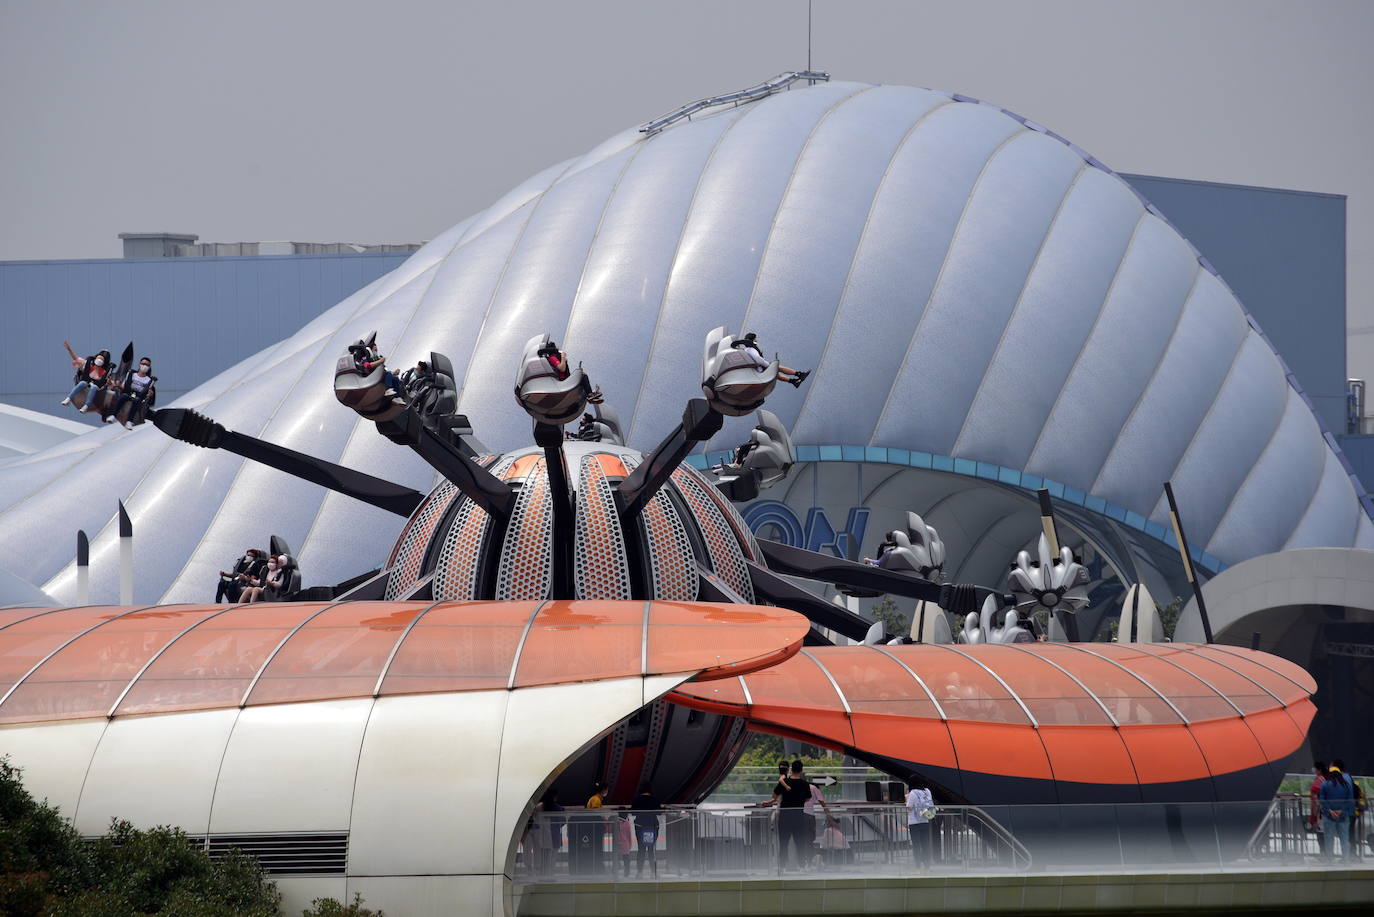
left=0, top=757, right=280, bottom=916
left=302, top=892, right=384, bottom=916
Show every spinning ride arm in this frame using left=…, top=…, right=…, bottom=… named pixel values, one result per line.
left=616, top=397, right=724, bottom=522
left=375, top=406, right=515, bottom=522
left=756, top=538, right=995, bottom=620
left=152, top=408, right=424, bottom=518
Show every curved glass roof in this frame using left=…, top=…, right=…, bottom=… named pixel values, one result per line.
left=671, top=642, right=1316, bottom=789
left=709, top=642, right=1312, bottom=729
left=0, top=600, right=807, bottom=726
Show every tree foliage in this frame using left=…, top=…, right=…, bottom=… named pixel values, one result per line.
left=867, top=595, right=908, bottom=639
left=302, top=893, right=385, bottom=917
left=0, top=757, right=279, bottom=917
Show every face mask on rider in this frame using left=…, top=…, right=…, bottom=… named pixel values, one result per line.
left=94, top=357, right=104, bottom=366
left=268, top=560, right=279, bottom=570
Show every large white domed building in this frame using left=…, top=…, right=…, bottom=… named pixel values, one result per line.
left=0, top=78, right=1369, bottom=616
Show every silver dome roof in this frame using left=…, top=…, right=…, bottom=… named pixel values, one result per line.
left=3, top=79, right=1369, bottom=604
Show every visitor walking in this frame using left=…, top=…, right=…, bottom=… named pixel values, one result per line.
left=630, top=783, right=661, bottom=878
left=773, top=760, right=813, bottom=873
left=906, top=781, right=936, bottom=871
left=1319, top=762, right=1357, bottom=860
left=1310, top=761, right=1328, bottom=855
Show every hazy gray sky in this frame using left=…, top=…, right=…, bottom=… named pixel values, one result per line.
left=3, top=0, right=1373, bottom=376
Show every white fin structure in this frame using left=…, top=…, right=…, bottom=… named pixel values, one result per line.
left=1006, top=533, right=1091, bottom=640
left=1117, top=582, right=1163, bottom=643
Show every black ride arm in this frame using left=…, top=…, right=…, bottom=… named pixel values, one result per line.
left=755, top=538, right=990, bottom=619
left=153, top=408, right=424, bottom=518
left=376, top=406, right=515, bottom=523
left=617, top=398, right=724, bottom=522
left=746, top=561, right=874, bottom=642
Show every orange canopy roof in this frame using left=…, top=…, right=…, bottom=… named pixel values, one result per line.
left=669, top=642, right=1316, bottom=788
left=0, top=600, right=807, bottom=726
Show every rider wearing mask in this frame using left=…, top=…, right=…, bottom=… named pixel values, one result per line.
left=109, top=357, right=155, bottom=428
left=61, top=345, right=111, bottom=411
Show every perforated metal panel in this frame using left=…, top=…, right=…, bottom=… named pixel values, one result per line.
left=640, top=489, right=698, bottom=601
left=495, top=457, right=553, bottom=600
left=383, top=481, right=458, bottom=599
left=671, top=469, right=754, bottom=601
left=638, top=699, right=672, bottom=784
left=573, top=454, right=631, bottom=600
left=692, top=465, right=762, bottom=561
left=429, top=454, right=513, bottom=601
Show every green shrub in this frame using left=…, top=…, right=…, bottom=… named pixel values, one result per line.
left=0, top=758, right=279, bottom=916
left=302, top=892, right=384, bottom=916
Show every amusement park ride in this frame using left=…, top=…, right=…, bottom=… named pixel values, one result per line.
left=0, top=325, right=1318, bottom=914
left=128, top=326, right=1314, bottom=809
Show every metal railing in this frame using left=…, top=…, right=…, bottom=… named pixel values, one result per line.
left=517, top=804, right=1026, bottom=883
left=517, top=798, right=1371, bottom=884
left=1248, top=793, right=1371, bottom=861
left=640, top=71, right=830, bottom=135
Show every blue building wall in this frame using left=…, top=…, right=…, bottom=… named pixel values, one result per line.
left=1121, top=174, right=1347, bottom=435
left=0, top=251, right=409, bottom=422
left=1, top=176, right=1364, bottom=498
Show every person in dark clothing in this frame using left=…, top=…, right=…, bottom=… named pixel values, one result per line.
left=216, top=548, right=266, bottom=603
left=630, top=783, right=661, bottom=877
left=61, top=344, right=111, bottom=411
left=109, top=357, right=155, bottom=428
left=773, top=760, right=814, bottom=872
left=1320, top=761, right=1357, bottom=860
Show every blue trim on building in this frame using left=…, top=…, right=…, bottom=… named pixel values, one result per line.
left=688, top=445, right=1227, bottom=575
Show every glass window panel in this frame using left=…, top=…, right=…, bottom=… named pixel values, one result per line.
left=809, top=646, right=939, bottom=719
left=910, top=646, right=1029, bottom=725
left=379, top=601, right=534, bottom=695
left=1186, top=646, right=1306, bottom=704
left=0, top=606, right=220, bottom=724
left=1128, top=645, right=1273, bottom=715
left=646, top=601, right=805, bottom=677
left=1032, top=644, right=1183, bottom=725
left=513, top=601, right=641, bottom=688
left=741, top=652, right=844, bottom=710
left=246, top=603, right=426, bottom=707
left=974, top=646, right=1110, bottom=725
left=1086, top=644, right=1236, bottom=721
left=115, top=603, right=318, bottom=715
left=0, top=606, right=126, bottom=696
left=0, top=608, right=55, bottom=630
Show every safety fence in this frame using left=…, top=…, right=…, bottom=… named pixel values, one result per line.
left=518, top=799, right=1370, bottom=884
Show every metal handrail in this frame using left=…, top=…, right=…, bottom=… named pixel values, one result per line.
left=640, top=71, right=831, bottom=135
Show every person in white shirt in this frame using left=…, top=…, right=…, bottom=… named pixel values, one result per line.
left=905, top=782, right=935, bottom=870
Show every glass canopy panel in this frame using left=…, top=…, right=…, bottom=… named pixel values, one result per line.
left=0, top=608, right=56, bottom=630
left=741, top=650, right=844, bottom=710
left=910, top=646, right=1030, bottom=725
left=810, top=646, right=939, bottom=720
left=974, top=646, right=1112, bottom=725
left=1128, top=644, right=1275, bottom=715
left=512, top=600, right=641, bottom=688
left=1032, top=643, right=1183, bottom=725
left=1185, top=645, right=1308, bottom=705
left=1085, top=644, right=1236, bottom=722
left=740, top=651, right=854, bottom=747
left=646, top=601, right=805, bottom=678
left=0, top=606, right=216, bottom=724
left=114, top=603, right=318, bottom=716
left=0, top=606, right=127, bottom=698
left=245, top=602, right=427, bottom=707
left=379, top=601, right=534, bottom=696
